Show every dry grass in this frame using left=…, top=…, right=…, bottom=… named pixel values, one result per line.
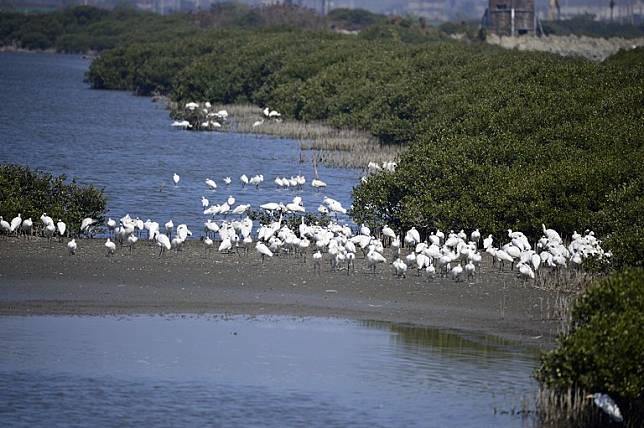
left=206, top=103, right=406, bottom=169
left=535, top=386, right=606, bottom=428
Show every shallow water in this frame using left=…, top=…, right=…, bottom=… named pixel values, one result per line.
left=0, top=315, right=537, bottom=427
left=0, top=52, right=359, bottom=231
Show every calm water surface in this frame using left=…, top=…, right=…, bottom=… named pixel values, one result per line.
left=0, top=52, right=359, bottom=230
left=0, top=315, right=537, bottom=427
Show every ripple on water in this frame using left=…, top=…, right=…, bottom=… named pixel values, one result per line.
left=0, top=52, right=360, bottom=232
left=0, top=315, right=538, bottom=428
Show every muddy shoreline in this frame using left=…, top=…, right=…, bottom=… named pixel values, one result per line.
left=0, top=236, right=571, bottom=348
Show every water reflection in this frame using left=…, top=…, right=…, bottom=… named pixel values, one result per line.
left=0, top=315, right=537, bottom=427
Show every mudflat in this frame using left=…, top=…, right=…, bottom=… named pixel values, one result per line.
left=0, top=236, right=569, bottom=346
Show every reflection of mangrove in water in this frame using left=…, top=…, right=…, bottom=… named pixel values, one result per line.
left=361, top=320, right=539, bottom=365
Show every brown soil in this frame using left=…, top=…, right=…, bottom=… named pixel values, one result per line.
left=0, top=236, right=572, bottom=347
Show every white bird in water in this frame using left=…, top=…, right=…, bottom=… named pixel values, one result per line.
left=173, top=173, right=180, bottom=185
left=240, top=174, right=249, bottom=188
left=223, top=177, right=232, bottom=186
left=205, top=178, right=217, bottom=190
left=227, top=196, right=236, bottom=206
left=67, top=239, right=77, bottom=255
left=311, top=179, right=326, bottom=190
left=232, top=204, right=250, bottom=215
left=201, top=196, right=209, bottom=208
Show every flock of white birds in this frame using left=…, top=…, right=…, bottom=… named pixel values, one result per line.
left=1, top=188, right=610, bottom=282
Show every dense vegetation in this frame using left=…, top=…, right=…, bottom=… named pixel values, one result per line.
left=0, top=164, right=106, bottom=233
left=536, top=268, right=644, bottom=425
left=0, top=6, right=201, bottom=52
left=542, top=14, right=644, bottom=39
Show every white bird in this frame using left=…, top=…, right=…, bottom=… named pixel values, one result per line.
left=252, top=120, right=263, bottom=127
left=232, top=204, right=250, bottom=215
left=201, top=196, right=209, bottom=208
left=311, top=179, right=327, bottom=190
left=44, top=223, right=55, bottom=241
left=155, top=233, right=171, bottom=256
left=205, top=178, right=217, bottom=190
left=542, top=224, right=562, bottom=243
left=67, top=239, right=77, bottom=255
left=219, top=237, right=232, bottom=253
left=173, top=173, right=180, bottom=185
left=464, top=261, right=476, bottom=280
left=393, top=258, right=407, bottom=278
left=518, top=263, right=535, bottom=280
left=21, top=218, right=33, bottom=237
left=9, top=213, right=21, bottom=233
left=471, top=229, right=481, bottom=245
left=450, top=264, right=464, bottom=281
left=0, top=217, right=11, bottom=235
left=105, top=238, right=116, bottom=257
left=587, top=393, right=623, bottom=423
left=256, top=241, right=273, bottom=263
left=40, top=213, right=54, bottom=227
left=171, top=120, right=191, bottom=129
left=127, top=234, right=138, bottom=252
left=165, top=220, right=174, bottom=237
left=80, top=217, right=96, bottom=234
left=227, top=196, right=236, bottom=206
left=203, top=236, right=214, bottom=255
left=483, top=235, right=494, bottom=249
left=223, top=177, right=232, bottom=186
left=240, top=174, right=249, bottom=187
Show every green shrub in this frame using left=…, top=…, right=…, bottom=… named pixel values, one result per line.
left=0, top=164, right=106, bottom=234
left=536, top=268, right=644, bottom=425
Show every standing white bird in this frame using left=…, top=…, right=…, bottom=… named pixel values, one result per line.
left=105, top=238, right=116, bottom=257
left=240, top=174, right=249, bottom=188
left=483, top=235, right=494, bottom=250
left=173, top=173, right=180, bottom=185
left=9, top=213, right=21, bottom=233
left=587, top=393, right=623, bottom=423
left=80, top=217, right=96, bottom=235
left=67, top=239, right=77, bottom=255
left=0, top=217, right=10, bottom=235
left=227, top=195, right=236, bottom=206
left=21, top=218, right=33, bottom=237
left=165, top=220, right=174, bottom=238
left=127, top=234, right=138, bottom=253
left=256, top=241, right=273, bottom=263
left=450, top=263, right=464, bottom=282
left=224, top=177, right=232, bottom=186
left=155, top=233, right=171, bottom=256
left=201, top=196, right=209, bottom=208
left=203, top=236, right=214, bottom=256
left=471, top=229, right=481, bottom=246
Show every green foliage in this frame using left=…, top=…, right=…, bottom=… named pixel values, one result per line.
left=0, top=164, right=106, bottom=233
left=542, top=14, right=644, bottom=39
left=327, top=8, right=386, bottom=30
left=536, top=268, right=644, bottom=424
